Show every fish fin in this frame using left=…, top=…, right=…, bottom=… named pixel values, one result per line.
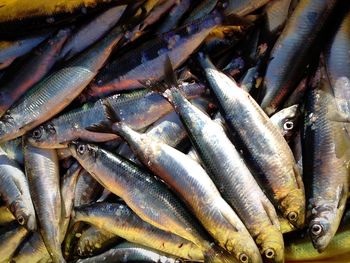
left=293, top=164, right=304, bottom=190
left=261, top=199, right=280, bottom=230
left=163, top=56, right=178, bottom=87
left=337, top=184, right=347, bottom=209
left=138, top=79, right=169, bottom=94
left=103, top=100, right=120, bottom=123
left=85, top=122, right=112, bottom=134
left=204, top=244, right=234, bottom=263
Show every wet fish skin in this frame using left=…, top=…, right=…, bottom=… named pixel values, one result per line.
left=0, top=25, right=124, bottom=143
left=0, top=138, right=23, bottom=165
left=24, top=142, right=64, bottom=263
left=82, top=11, right=224, bottom=101
left=270, top=104, right=299, bottom=142
left=0, top=34, right=48, bottom=70
left=158, top=0, right=191, bottom=33
left=76, top=242, right=181, bottom=263
left=60, top=5, right=127, bottom=60
left=225, top=0, right=271, bottom=16
left=69, top=141, right=216, bottom=253
left=0, top=147, right=37, bottom=231
left=75, top=225, right=121, bottom=257
left=183, top=0, right=218, bottom=24
left=0, top=206, right=15, bottom=226
left=302, top=60, right=350, bottom=252
left=151, top=62, right=282, bottom=263
left=60, top=162, right=82, bottom=242
left=0, top=28, right=71, bottom=118
left=103, top=116, right=259, bottom=263
left=261, top=0, right=338, bottom=115
left=0, top=223, right=28, bottom=263
left=28, top=83, right=203, bottom=149
left=72, top=202, right=204, bottom=261
left=263, top=0, right=292, bottom=36
left=199, top=54, right=305, bottom=229
left=11, top=232, right=50, bottom=263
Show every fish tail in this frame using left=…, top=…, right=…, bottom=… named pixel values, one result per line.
left=204, top=244, right=236, bottom=263
left=85, top=100, right=119, bottom=133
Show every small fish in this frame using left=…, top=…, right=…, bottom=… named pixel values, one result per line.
left=24, top=142, right=64, bottom=263
left=270, top=104, right=299, bottom=142
left=302, top=58, right=350, bottom=252
left=0, top=147, right=37, bottom=230
left=198, top=54, right=305, bottom=229
left=76, top=242, right=181, bottom=263
left=0, top=223, right=28, bottom=263
left=72, top=202, right=204, bottom=261
left=0, top=28, right=71, bottom=117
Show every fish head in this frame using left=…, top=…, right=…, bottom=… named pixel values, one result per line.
left=10, top=198, right=37, bottom=231
left=309, top=217, right=333, bottom=252
left=227, top=235, right=263, bottom=263
left=27, top=123, right=60, bottom=148
left=257, top=225, right=284, bottom=263
left=0, top=115, right=16, bottom=142
left=280, top=188, right=305, bottom=229
left=68, top=141, right=97, bottom=164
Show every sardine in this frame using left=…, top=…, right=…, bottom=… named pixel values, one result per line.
left=225, top=0, right=271, bottom=16
left=72, top=202, right=204, bottom=261
left=0, top=147, right=36, bottom=230
left=270, top=104, right=299, bottom=142
left=260, top=0, right=338, bottom=115
left=302, top=59, right=350, bottom=252
left=76, top=242, right=181, bottom=263
left=198, top=54, right=305, bottom=229
left=0, top=28, right=71, bottom=117
left=158, top=0, right=191, bottom=33
left=90, top=102, right=261, bottom=263
left=0, top=223, right=28, bottom=263
left=24, top=142, right=64, bottom=263
left=0, top=25, right=124, bottom=143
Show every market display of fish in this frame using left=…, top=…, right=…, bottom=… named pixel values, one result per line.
left=0, top=1, right=349, bottom=262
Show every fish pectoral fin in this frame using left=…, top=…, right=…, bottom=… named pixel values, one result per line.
left=336, top=184, right=347, bottom=209
left=327, top=107, right=350, bottom=123
left=261, top=199, right=280, bottom=230
left=293, top=164, right=304, bottom=190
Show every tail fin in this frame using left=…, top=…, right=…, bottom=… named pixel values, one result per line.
left=204, top=244, right=237, bottom=263
left=85, top=100, right=119, bottom=134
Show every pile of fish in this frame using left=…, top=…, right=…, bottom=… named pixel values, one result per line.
left=0, top=0, right=350, bottom=262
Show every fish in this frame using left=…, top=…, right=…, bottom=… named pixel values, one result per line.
left=183, top=0, right=218, bottom=24
left=60, top=162, right=82, bottom=242
left=325, top=6, right=350, bottom=136
left=0, top=147, right=37, bottom=230
left=69, top=140, right=226, bottom=260
left=0, top=223, right=28, bottom=263
left=89, top=102, right=261, bottom=263
left=145, top=58, right=283, bottom=263
left=198, top=54, right=305, bottom=229
left=60, top=5, right=127, bottom=60
left=263, top=0, right=292, bottom=37
left=302, top=58, right=350, bottom=252
left=157, top=0, right=191, bottom=33
left=285, top=207, right=350, bottom=260
left=224, top=0, right=271, bottom=16
left=0, top=24, right=124, bottom=143
left=23, top=142, right=64, bottom=263
left=75, top=225, right=121, bottom=257
left=0, top=206, right=15, bottom=226
left=0, top=34, right=48, bottom=70
left=270, top=104, right=300, bottom=142
left=72, top=202, right=205, bottom=261
left=11, top=232, right=51, bottom=263
left=76, top=242, right=181, bottom=263
left=260, top=0, right=338, bottom=115
left=0, top=28, right=71, bottom=117
left=27, top=83, right=203, bottom=148
left=0, top=138, right=23, bottom=165
left=81, top=11, right=225, bottom=101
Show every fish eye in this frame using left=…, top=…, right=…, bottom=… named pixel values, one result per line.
left=77, top=144, right=86, bottom=155
left=283, top=121, right=294, bottom=131
left=264, top=248, right=275, bottom=259
left=287, top=211, right=298, bottom=222
left=32, top=128, right=42, bottom=139
left=17, top=215, right=25, bottom=225
left=311, top=223, right=323, bottom=236
left=239, top=253, right=249, bottom=263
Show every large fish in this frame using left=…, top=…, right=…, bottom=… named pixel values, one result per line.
left=0, top=147, right=36, bottom=230
left=260, top=0, right=338, bottom=115
left=24, top=142, right=64, bottom=263
left=72, top=202, right=204, bottom=261
left=198, top=55, right=305, bottom=229
left=0, top=24, right=124, bottom=143
left=0, top=28, right=71, bottom=117
left=302, top=59, right=350, bottom=252
left=28, top=83, right=203, bottom=148
left=145, top=58, right=282, bottom=263
left=76, top=242, right=181, bottom=263
left=89, top=103, right=262, bottom=263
